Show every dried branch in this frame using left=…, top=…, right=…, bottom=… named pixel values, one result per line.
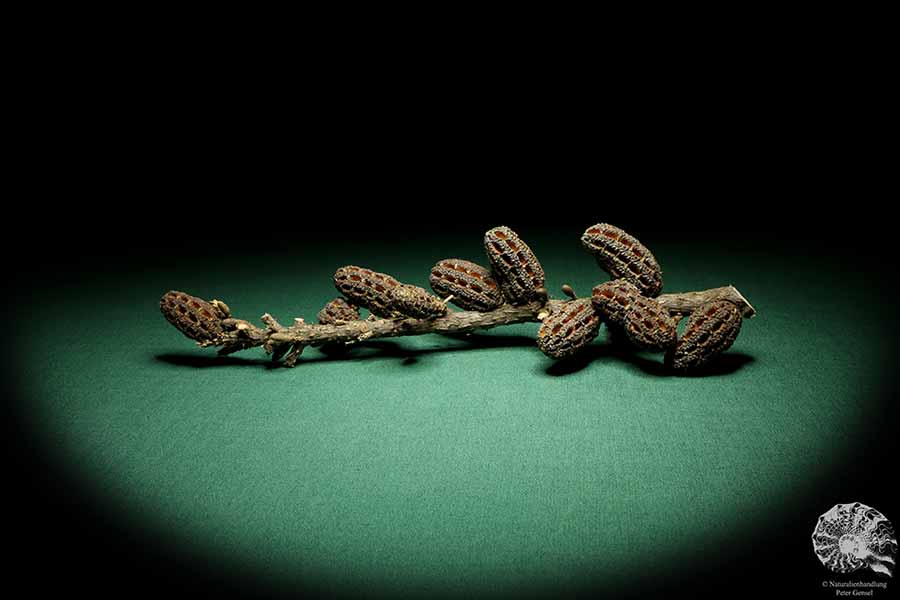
left=162, top=222, right=758, bottom=370
left=656, top=285, right=755, bottom=319
left=201, top=285, right=754, bottom=367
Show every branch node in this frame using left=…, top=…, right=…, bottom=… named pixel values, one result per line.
left=261, top=313, right=285, bottom=331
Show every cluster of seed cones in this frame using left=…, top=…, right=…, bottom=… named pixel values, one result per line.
left=326, top=226, right=546, bottom=325
left=160, top=224, right=747, bottom=371
left=319, top=224, right=744, bottom=370
left=475, top=223, right=744, bottom=369
left=570, top=223, right=744, bottom=369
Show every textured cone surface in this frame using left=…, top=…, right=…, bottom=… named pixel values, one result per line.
left=317, top=298, right=360, bottom=355
left=667, top=300, right=742, bottom=370
left=623, top=295, right=677, bottom=351
left=430, top=259, right=503, bottom=312
left=389, top=284, right=448, bottom=319
left=484, top=226, right=545, bottom=304
left=591, top=279, right=641, bottom=327
left=317, top=297, right=361, bottom=325
left=160, top=291, right=223, bottom=343
left=333, top=266, right=400, bottom=318
left=581, top=223, right=663, bottom=297
left=536, top=299, right=600, bottom=359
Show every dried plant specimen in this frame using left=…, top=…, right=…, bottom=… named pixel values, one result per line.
left=317, top=297, right=360, bottom=325
left=591, top=279, right=641, bottom=327
left=430, top=259, right=503, bottom=312
left=389, top=284, right=448, bottom=319
left=536, top=299, right=600, bottom=359
left=160, top=291, right=224, bottom=343
left=160, top=225, right=755, bottom=369
left=484, top=226, right=545, bottom=304
left=581, top=223, right=663, bottom=297
left=622, top=295, right=677, bottom=351
left=333, top=265, right=400, bottom=318
left=666, top=300, right=742, bottom=370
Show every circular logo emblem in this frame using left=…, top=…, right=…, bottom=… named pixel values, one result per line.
left=812, top=502, right=897, bottom=576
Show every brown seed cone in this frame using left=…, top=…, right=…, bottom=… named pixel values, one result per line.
left=429, top=259, right=504, bottom=312
left=622, top=295, right=677, bottom=352
left=160, top=290, right=223, bottom=343
left=333, top=265, right=400, bottom=318
left=317, top=297, right=361, bottom=325
left=316, top=298, right=360, bottom=356
left=389, top=284, right=448, bottom=319
left=666, top=300, right=743, bottom=370
left=591, top=279, right=642, bottom=328
left=536, top=298, right=601, bottom=359
left=484, top=226, right=545, bottom=305
left=581, top=223, right=664, bottom=297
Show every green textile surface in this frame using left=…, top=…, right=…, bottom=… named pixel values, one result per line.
left=14, top=233, right=895, bottom=597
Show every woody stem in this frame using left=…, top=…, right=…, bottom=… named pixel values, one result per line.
left=209, top=285, right=755, bottom=367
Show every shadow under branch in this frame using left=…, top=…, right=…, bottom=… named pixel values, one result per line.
left=155, top=332, right=755, bottom=378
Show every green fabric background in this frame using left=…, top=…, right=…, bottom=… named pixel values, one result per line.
left=14, top=231, right=895, bottom=597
